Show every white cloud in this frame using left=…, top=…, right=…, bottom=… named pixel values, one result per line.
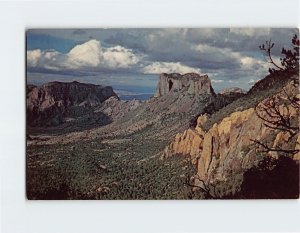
left=248, top=78, right=260, bottom=84
left=27, top=49, right=62, bottom=70
left=194, top=44, right=242, bottom=63
left=103, top=46, right=140, bottom=68
left=211, top=79, right=224, bottom=83
left=44, top=50, right=60, bottom=60
left=240, top=56, right=269, bottom=70
left=194, top=43, right=271, bottom=82
left=194, top=43, right=269, bottom=71
left=230, top=28, right=271, bottom=37
left=142, top=62, right=201, bottom=74
left=248, top=79, right=255, bottom=84
left=27, top=39, right=140, bottom=71
left=66, top=39, right=102, bottom=68
left=27, top=49, right=42, bottom=67
left=241, top=57, right=256, bottom=68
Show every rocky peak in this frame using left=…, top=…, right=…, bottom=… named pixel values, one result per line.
left=154, top=72, right=215, bottom=97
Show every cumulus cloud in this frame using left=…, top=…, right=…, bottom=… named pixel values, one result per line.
left=27, top=28, right=298, bottom=91
left=142, top=62, right=201, bottom=74
left=66, top=39, right=102, bottom=68
left=27, top=49, right=62, bottom=70
left=103, top=46, right=140, bottom=68
left=27, top=39, right=140, bottom=72
left=44, top=50, right=60, bottom=60
left=27, top=49, right=42, bottom=67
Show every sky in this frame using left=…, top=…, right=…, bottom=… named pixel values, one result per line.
left=26, top=28, right=298, bottom=98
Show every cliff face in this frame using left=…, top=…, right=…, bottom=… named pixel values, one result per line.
left=98, top=72, right=217, bottom=141
left=162, top=80, right=299, bottom=195
left=195, top=108, right=264, bottom=186
left=154, top=73, right=215, bottom=97
left=27, top=81, right=118, bottom=126
left=162, top=114, right=208, bottom=163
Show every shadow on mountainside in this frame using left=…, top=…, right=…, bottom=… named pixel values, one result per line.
left=239, top=156, right=299, bottom=199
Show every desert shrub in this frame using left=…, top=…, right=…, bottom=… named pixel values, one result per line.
left=27, top=136, right=196, bottom=200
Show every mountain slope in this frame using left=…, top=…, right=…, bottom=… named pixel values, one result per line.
left=162, top=73, right=299, bottom=198
left=27, top=81, right=119, bottom=127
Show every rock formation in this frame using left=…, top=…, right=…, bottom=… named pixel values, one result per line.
left=162, top=79, right=299, bottom=196
left=162, top=114, right=208, bottom=163
left=154, top=73, right=215, bottom=97
left=94, top=96, right=141, bottom=120
left=219, top=87, right=246, bottom=95
left=88, top=72, right=217, bottom=139
left=27, top=72, right=217, bottom=145
left=27, top=81, right=118, bottom=126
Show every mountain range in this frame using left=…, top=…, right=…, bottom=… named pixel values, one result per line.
left=26, top=71, right=299, bottom=199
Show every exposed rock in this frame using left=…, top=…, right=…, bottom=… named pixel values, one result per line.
left=202, top=92, right=246, bottom=117
left=28, top=73, right=217, bottom=145
left=219, top=87, right=246, bottom=95
left=195, top=94, right=299, bottom=189
left=196, top=108, right=262, bottom=185
left=27, top=81, right=118, bottom=126
left=26, top=84, right=37, bottom=94
left=162, top=114, right=208, bottom=163
left=269, top=131, right=291, bottom=158
left=154, top=73, right=215, bottom=97
left=95, top=96, right=141, bottom=120
left=162, top=80, right=299, bottom=195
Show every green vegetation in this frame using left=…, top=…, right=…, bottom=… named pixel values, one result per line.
left=27, top=135, right=195, bottom=200
left=202, top=71, right=293, bottom=131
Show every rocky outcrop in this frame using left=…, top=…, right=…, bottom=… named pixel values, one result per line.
left=162, top=114, right=208, bottom=163
left=219, top=87, right=246, bottom=95
left=94, top=96, right=141, bottom=120
left=27, top=81, right=118, bottom=126
left=154, top=73, right=215, bottom=97
left=199, top=90, right=246, bottom=117
left=99, top=72, right=217, bottom=139
left=162, top=80, right=299, bottom=195
left=195, top=108, right=264, bottom=185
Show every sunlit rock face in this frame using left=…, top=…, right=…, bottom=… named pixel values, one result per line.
left=161, top=80, right=299, bottom=196
left=154, top=73, right=215, bottom=97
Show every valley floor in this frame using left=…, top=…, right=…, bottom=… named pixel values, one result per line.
left=27, top=127, right=196, bottom=200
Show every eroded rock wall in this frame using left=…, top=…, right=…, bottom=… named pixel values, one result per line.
left=162, top=80, right=299, bottom=193
left=154, top=73, right=215, bottom=97
left=27, top=81, right=118, bottom=126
